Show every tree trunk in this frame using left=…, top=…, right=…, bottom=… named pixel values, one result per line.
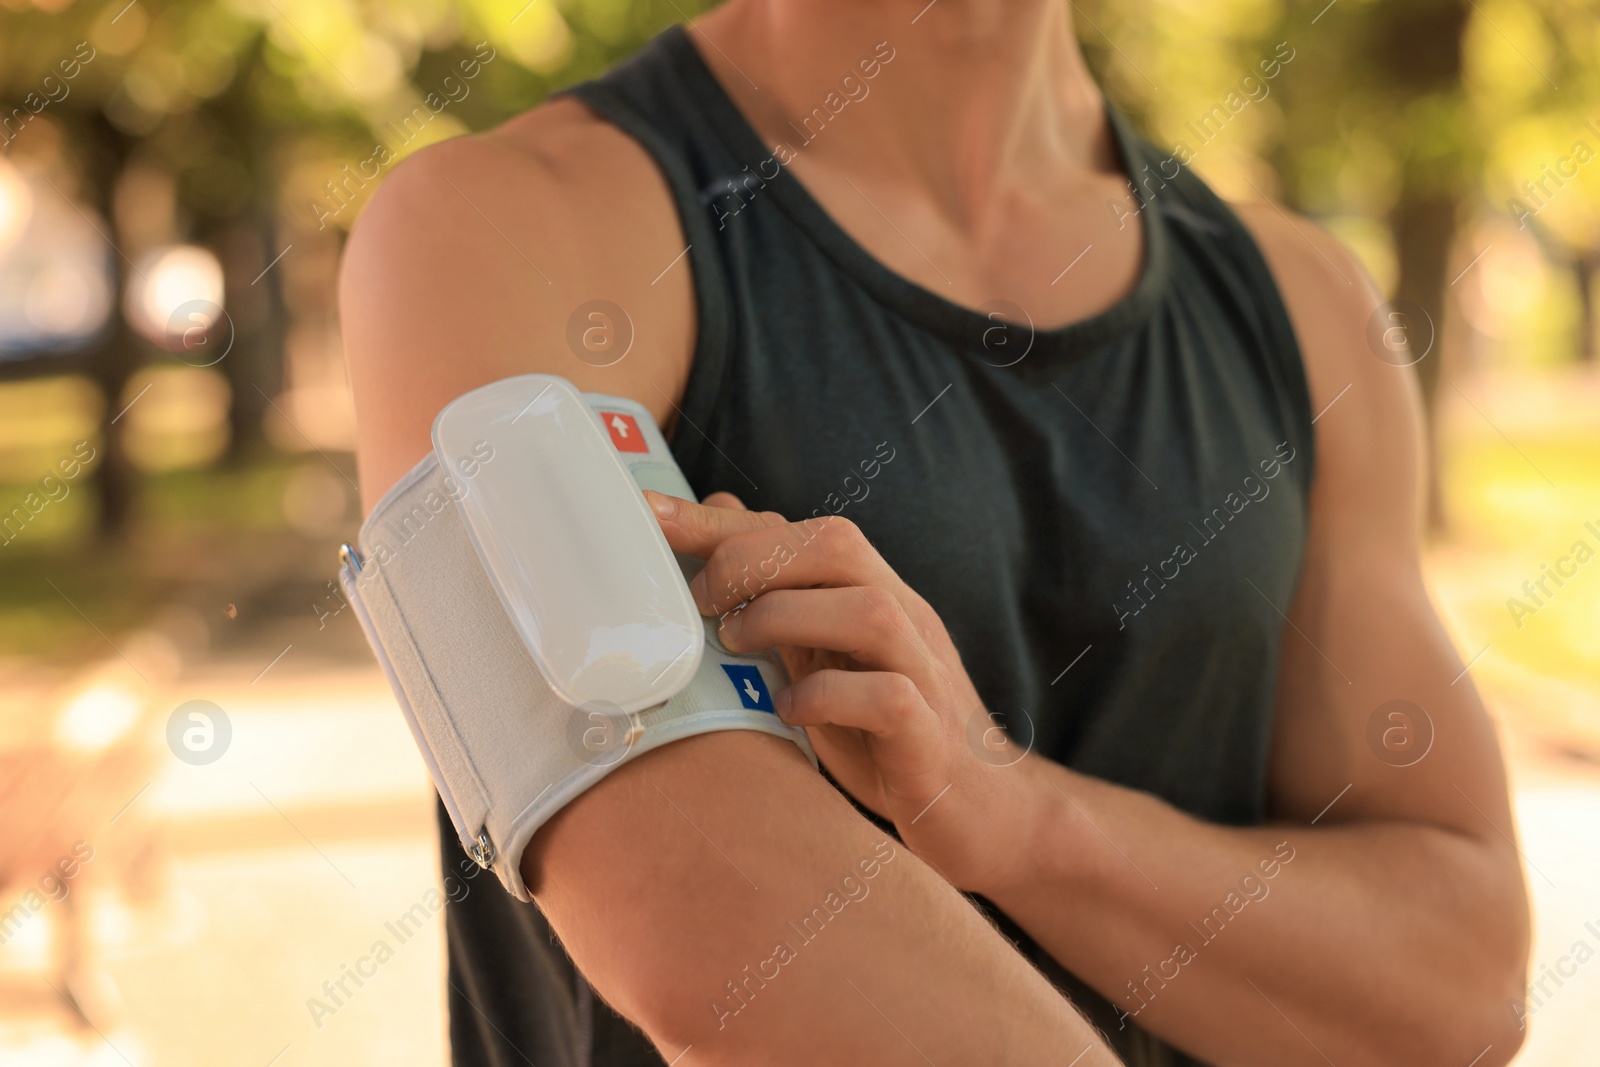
left=1575, top=251, right=1598, bottom=364
left=80, top=114, right=140, bottom=538
left=210, top=42, right=286, bottom=465
left=213, top=215, right=286, bottom=465
left=1389, top=191, right=1458, bottom=532
left=1373, top=0, right=1473, bottom=534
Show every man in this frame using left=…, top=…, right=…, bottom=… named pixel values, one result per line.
left=338, top=1, right=1530, bottom=1063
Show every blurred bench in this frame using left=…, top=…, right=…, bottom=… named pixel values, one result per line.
left=0, top=667, right=160, bottom=1026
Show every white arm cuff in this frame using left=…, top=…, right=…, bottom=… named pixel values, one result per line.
left=340, top=378, right=814, bottom=901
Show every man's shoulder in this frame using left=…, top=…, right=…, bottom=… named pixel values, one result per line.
left=338, top=97, right=701, bottom=504
left=347, top=97, right=683, bottom=292
left=1229, top=200, right=1374, bottom=328
left=1229, top=199, right=1425, bottom=522
left=339, top=96, right=699, bottom=406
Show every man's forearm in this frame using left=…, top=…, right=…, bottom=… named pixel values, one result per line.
left=525, top=731, right=1119, bottom=1066
left=980, top=761, right=1526, bottom=1067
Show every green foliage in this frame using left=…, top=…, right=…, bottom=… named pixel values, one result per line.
left=6, top=0, right=1596, bottom=272
left=1, top=0, right=722, bottom=232
left=1071, top=0, right=1598, bottom=385
left=1073, top=0, right=1597, bottom=239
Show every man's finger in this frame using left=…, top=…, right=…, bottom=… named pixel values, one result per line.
left=694, top=513, right=897, bottom=617
left=645, top=490, right=785, bottom=558
left=775, top=669, right=931, bottom=740
left=774, top=670, right=951, bottom=799
left=719, top=586, right=941, bottom=694
left=701, top=491, right=748, bottom=511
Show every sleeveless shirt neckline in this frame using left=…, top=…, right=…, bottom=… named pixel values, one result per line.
left=658, top=23, right=1170, bottom=361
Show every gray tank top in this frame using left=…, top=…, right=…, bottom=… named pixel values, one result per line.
left=438, top=24, right=1315, bottom=1067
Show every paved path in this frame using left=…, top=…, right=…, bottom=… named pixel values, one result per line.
left=2, top=656, right=1596, bottom=1066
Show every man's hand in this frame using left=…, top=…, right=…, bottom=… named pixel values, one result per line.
left=648, top=489, right=1044, bottom=894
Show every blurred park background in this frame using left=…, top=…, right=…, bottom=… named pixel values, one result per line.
left=0, top=0, right=1597, bottom=1063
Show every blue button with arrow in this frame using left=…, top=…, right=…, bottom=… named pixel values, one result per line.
left=721, top=664, right=775, bottom=712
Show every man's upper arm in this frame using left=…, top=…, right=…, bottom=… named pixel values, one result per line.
left=338, top=100, right=697, bottom=514
left=337, top=113, right=1113, bottom=1064
left=1237, top=203, right=1524, bottom=863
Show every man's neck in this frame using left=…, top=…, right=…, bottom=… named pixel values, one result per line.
left=699, top=0, right=1115, bottom=233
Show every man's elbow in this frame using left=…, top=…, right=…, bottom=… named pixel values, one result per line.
left=1455, top=948, right=1530, bottom=1067
left=1465, top=861, right=1533, bottom=1067
left=1412, top=994, right=1527, bottom=1067
left=1393, top=885, right=1530, bottom=1067
left=1475, top=1007, right=1530, bottom=1067
left=1367, top=963, right=1526, bottom=1067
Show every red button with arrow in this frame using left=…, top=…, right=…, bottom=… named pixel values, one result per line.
left=601, top=411, right=649, bottom=453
